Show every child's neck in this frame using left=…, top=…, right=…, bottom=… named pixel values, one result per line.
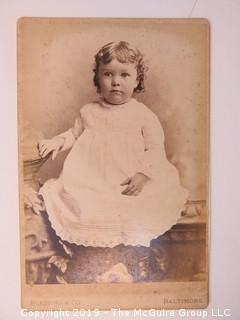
left=102, top=97, right=133, bottom=106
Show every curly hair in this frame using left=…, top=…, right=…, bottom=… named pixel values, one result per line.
left=93, top=41, right=147, bottom=93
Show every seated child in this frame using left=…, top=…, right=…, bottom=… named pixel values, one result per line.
left=38, top=41, right=188, bottom=248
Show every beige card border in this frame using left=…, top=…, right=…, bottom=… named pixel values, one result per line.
left=22, top=282, right=208, bottom=310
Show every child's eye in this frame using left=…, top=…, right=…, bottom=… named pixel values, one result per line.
left=104, top=72, right=112, bottom=77
left=121, top=72, right=130, bottom=78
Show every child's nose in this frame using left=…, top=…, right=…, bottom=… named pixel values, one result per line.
left=112, top=76, right=120, bottom=86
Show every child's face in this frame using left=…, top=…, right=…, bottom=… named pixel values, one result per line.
left=97, top=59, right=138, bottom=105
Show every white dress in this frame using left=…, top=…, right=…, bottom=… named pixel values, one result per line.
left=40, top=98, right=188, bottom=247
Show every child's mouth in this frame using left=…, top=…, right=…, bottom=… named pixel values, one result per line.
left=110, top=90, right=123, bottom=94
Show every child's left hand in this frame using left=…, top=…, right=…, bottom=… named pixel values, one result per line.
left=121, top=173, right=150, bottom=196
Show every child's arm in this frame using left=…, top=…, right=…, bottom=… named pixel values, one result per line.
left=38, top=116, right=84, bottom=160
left=121, top=108, right=166, bottom=196
left=138, top=108, right=166, bottom=179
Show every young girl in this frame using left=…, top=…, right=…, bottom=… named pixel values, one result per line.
left=38, top=41, right=188, bottom=248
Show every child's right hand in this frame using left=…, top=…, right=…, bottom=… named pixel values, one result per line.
left=38, top=136, right=65, bottom=160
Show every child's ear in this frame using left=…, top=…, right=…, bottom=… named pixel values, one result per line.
left=134, top=78, right=139, bottom=89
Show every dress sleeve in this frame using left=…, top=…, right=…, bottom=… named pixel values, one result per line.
left=137, top=108, right=166, bottom=179
left=57, top=114, right=84, bottom=151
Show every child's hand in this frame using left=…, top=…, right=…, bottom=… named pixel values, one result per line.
left=38, top=136, right=65, bottom=160
left=121, top=173, right=150, bottom=196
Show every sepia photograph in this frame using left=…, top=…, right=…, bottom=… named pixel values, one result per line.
left=18, top=17, right=209, bottom=310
